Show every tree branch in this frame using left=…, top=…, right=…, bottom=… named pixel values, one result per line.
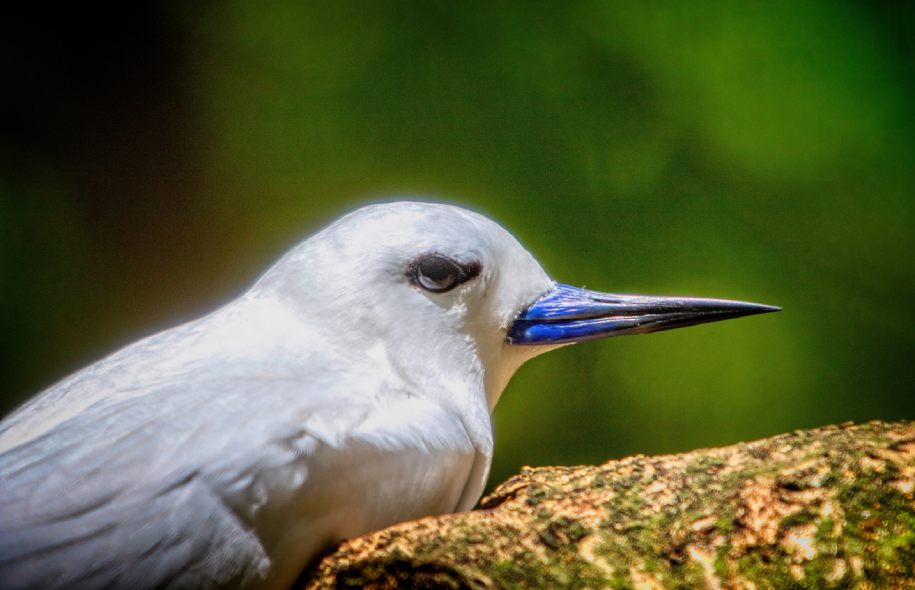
left=305, top=421, right=914, bottom=589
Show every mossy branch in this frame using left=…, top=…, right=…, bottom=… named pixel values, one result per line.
left=304, top=421, right=914, bottom=589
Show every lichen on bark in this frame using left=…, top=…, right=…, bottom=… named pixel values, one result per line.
left=304, top=421, right=914, bottom=589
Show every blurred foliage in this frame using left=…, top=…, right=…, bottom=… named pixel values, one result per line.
left=2, top=1, right=913, bottom=489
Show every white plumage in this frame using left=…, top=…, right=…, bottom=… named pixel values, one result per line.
left=0, top=202, right=553, bottom=589
left=0, top=201, right=777, bottom=589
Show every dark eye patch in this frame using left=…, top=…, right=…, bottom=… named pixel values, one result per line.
left=408, top=253, right=482, bottom=293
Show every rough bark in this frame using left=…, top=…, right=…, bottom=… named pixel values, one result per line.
left=304, top=421, right=914, bottom=589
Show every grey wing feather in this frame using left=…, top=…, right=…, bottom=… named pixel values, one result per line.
left=0, top=377, right=360, bottom=590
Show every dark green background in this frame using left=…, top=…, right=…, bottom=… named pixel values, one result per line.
left=2, top=2, right=912, bottom=489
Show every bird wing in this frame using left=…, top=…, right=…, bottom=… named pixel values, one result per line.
left=0, top=367, right=478, bottom=590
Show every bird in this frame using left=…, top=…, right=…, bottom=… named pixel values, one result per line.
left=0, top=201, right=779, bottom=589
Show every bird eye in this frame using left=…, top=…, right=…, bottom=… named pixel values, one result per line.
left=409, top=254, right=481, bottom=293
left=414, top=255, right=462, bottom=292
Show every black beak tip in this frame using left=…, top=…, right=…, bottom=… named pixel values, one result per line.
left=719, top=301, right=781, bottom=321
left=748, top=303, right=782, bottom=315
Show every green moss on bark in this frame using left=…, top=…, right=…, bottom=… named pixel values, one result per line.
left=304, top=421, right=914, bottom=589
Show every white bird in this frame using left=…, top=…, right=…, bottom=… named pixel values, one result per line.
left=0, top=201, right=778, bottom=589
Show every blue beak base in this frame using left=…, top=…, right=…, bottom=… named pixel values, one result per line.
left=506, top=283, right=780, bottom=346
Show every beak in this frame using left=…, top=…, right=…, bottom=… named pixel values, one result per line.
left=507, top=283, right=780, bottom=346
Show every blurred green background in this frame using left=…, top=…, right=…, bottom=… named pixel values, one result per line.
left=2, top=2, right=912, bottom=489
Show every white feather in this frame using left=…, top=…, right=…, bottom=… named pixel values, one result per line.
left=0, top=202, right=556, bottom=590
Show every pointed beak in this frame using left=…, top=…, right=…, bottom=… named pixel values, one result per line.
left=506, top=283, right=780, bottom=346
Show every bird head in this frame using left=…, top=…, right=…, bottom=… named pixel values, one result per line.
left=254, top=201, right=778, bottom=410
